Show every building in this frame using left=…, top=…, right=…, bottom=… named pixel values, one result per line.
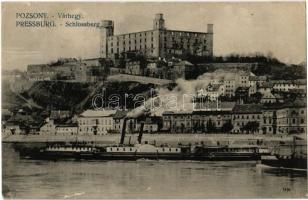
left=162, top=111, right=193, bottom=133
left=276, top=99, right=306, bottom=134
left=125, top=60, right=145, bottom=75
left=171, top=60, right=194, bottom=80
left=40, top=118, right=57, bottom=135
left=2, top=122, right=23, bottom=135
left=224, top=78, right=236, bottom=97
left=112, top=110, right=128, bottom=132
left=197, top=83, right=225, bottom=101
left=162, top=102, right=235, bottom=133
left=50, top=110, right=71, bottom=120
left=238, top=71, right=252, bottom=88
left=271, top=80, right=297, bottom=92
left=192, top=110, right=233, bottom=133
left=258, top=82, right=273, bottom=95
left=261, top=92, right=276, bottom=104
left=261, top=107, right=276, bottom=134
left=77, top=109, right=116, bottom=135
left=100, top=13, right=213, bottom=59
left=55, top=124, right=78, bottom=136
left=232, top=104, right=263, bottom=133
left=249, top=76, right=267, bottom=88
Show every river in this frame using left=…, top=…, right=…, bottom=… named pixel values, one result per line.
left=2, top=143, right=307, bottom=199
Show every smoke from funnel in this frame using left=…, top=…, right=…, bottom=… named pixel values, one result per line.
left=127, top=69, right=245, bottom=116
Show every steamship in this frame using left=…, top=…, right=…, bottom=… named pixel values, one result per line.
left=20, top=118, right=263, bottom=161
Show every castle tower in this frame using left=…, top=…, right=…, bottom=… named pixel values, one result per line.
left=153, top=13, right=165, bottom=30
left=207, top=24, right=213, bottom=34
left=207, top=24, right=214, bottom=57
left=99, top=20, right=114, bottom=58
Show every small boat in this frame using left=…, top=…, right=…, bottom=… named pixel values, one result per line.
left=191, top=145, right=261, bottom=161
left=261, top=134, right=307, bottom=170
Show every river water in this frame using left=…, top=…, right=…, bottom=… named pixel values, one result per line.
left=2, top=144, right=307, bottom=199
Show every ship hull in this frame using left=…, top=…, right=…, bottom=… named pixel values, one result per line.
left=261, top=157, right=307, bottom=170
left=20, top=151, right=260, bottom=161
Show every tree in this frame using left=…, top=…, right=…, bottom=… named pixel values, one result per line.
left=206, top=119, right=216, bottom=133
left=200, top=122, right=205, bottom=133
left=242, top=121, right=260, bottom=134
left=248, top=92, right=262, bottom=104
left=193, top=122, right=198, bottom=133
left=221, top=120, right=233, bottom=133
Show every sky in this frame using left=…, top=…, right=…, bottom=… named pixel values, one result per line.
left=2, top=2, right=306, bottom=71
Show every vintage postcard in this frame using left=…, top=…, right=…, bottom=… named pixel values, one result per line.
left=2, top=2, right=307, bottom=199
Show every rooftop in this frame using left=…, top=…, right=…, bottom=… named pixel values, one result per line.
left=79, top=109, right=117, bottom=118
left=113, top=110, right=128, bottom=119
left=232, top=104, right=263, bottom=114
left=249, top=76, right=267, bottom=81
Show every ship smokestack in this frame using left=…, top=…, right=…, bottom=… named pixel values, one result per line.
left=137, top=121, right=145, bottom=144
left=120, top=118, right=127, bottom=145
